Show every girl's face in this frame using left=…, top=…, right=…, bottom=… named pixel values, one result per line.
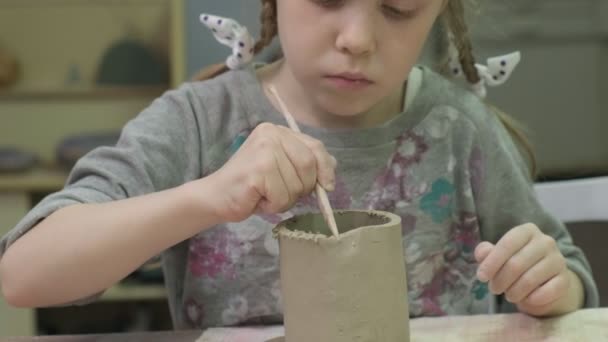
left=276, top=0, right=445, bottom=117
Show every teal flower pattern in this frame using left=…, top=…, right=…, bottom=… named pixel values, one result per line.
left=471, top=279, right=489, bottom=301
left=229, top=131, right=250, bottom=155
left=420, top=178, right=455, bottom=223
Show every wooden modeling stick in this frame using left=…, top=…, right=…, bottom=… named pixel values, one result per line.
left=267, top=85, right=340, bottom=238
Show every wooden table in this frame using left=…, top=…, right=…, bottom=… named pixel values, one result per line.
left=2, top=308, right=607, bottom=341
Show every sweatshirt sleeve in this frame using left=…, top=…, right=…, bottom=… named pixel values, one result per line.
left=470, top=108, right=599, bottom=310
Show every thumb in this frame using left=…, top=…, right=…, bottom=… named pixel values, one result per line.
left=474, top=241, right=495, bottom=263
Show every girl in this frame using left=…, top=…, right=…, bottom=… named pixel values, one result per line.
left=0, top=0, right=598, bottom=330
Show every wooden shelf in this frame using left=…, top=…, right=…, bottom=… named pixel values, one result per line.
left=101, top=283, right=167, bottom=302
left=0, top=166, right=68, bottom=192
left=0, top=85, right=168, bottom=101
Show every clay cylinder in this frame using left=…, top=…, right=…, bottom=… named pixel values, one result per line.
left=275, top=210, right=409, bottom=342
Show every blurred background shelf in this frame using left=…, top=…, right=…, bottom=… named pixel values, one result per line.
left=0, top=0, right=174, bottom=336
left=0, top=86, right=166, bottom=101
left=0, top=166, right=67, bottom=192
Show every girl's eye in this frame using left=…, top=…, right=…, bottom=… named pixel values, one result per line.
left=312, top=0, right=345, bottom=8
left=312, top=0, right=418, bottom=20
left=382, top=5, right=417, bottom=20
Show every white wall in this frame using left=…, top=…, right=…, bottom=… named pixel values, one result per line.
left=472, top=0, right=608, bottom=177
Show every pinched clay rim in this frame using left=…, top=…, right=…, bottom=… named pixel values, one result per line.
left=273, top=210, right=402, bottom=242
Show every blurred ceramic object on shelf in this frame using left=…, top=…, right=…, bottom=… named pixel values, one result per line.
left=56, top=132, right=121, bottom=170
left=0, top=48, right=19, bottom=89
left=96, top=39, right=168, bottom=86
left=0, top=147, right=38, bottom=173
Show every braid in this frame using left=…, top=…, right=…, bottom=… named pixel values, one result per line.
left=193, top=0, right=278, bottom=81
left=441, top=0, right=537, bottom=177
left=254, top=0, right=278, bottom=54
left=442, top=0, right=480, bottom=84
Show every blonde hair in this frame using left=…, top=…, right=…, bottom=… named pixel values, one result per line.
left=193, top=0, right=536, bottom=177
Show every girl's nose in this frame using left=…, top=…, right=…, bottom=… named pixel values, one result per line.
left=335, top=12, right=377, bottom=56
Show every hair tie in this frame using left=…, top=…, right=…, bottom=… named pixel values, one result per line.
left=448, top=36, right=521, bottom=98
left=200, top=13, right=255, bottom=70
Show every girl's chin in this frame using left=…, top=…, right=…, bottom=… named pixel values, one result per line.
left=317, top=101, right=375, bottom=118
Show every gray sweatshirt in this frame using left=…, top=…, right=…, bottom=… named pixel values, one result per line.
left=0, top=65, right=598, bottom=329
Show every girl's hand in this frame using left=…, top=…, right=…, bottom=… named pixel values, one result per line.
left=475, top=223, right=582, bottom=316
left=203, top=123, right=337, bottom=222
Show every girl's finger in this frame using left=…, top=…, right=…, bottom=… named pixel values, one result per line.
left=477, top=223, right=537, bottom=282
left=474, top=241, right=494, bottom=263
left=256, top=149, right=292, bottom=214
left=504, top=255, right=565, bottom=304
left=520, top=272, right=569, bottom=308
left=489, top=238, right=546, bottom=295
left=289, top=130, right=337, bottom=191
left=277, top=129, right=318, bottom=194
